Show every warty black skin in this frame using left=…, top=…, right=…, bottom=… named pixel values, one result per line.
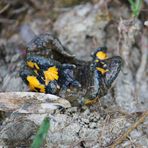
left=21, top=55, right=81, bottom=96
left=20, top=33, right=123, bottom=106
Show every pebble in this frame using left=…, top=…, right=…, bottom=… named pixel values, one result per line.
left=66, top=107, right=78, bottom=113
left=89, top=122, right=97, bottom=129
left=82, top=109, right=90, bottom=117
left=11, top=54, right=20, bottom=63
left=144, top=20, right=148, bottom=26
left=81, top=118, right=89, bottom=124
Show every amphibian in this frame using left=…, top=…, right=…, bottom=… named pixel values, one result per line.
left=20, top=33, right=122, bottom=106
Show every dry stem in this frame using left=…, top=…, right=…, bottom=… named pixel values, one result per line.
left=109, top=111, right=148, bottom=148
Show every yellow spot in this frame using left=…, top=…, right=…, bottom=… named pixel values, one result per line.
left=44, top=66, right=59, bottom=85
left=27, top=61, right=40, bottom=70
left=84, top=98, right=97, bottom=105
left=95, top=59, right=99, bottom=62
left=27, top=76, right=45, bottom=93
left=96, top=51, right=108, bottom=60
left=96, top=67, right=109, bottom=75
left=27, top=61, right=34, bottom=68
left=34, top=63, right=40, bottom=70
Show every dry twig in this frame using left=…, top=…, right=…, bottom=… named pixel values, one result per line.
left=0, top=4, right=10, bottom=14
left=108, top=111, right=148, bottom=148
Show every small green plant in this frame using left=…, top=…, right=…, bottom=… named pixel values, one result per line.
left=128, top=0, right=143, bottom=17
left=31, top=117, right=50, bottom=148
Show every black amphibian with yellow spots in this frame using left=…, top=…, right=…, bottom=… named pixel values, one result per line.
left=20, top=33, right=123, bottom=106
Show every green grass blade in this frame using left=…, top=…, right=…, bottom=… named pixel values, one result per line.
left=128, top=0, right=143, bottom=17
left=128, top=0, right=135, bottom=6
left=31, top=117, right=50, bottom=148
left=135, top=0, right=143, bottom=16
